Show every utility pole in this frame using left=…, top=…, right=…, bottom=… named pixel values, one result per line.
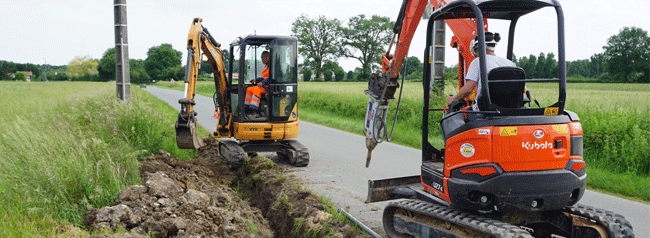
left=114, top=0, right=131, bottom=102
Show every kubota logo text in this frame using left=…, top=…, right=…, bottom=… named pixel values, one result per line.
left=522, top=141, right=553, bottom=150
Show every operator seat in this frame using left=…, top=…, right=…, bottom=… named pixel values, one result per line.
left=486, top=66, right=526, bottom=109
left=440, top=66, right=526, bottom=140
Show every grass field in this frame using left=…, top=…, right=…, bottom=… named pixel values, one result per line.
left=0, top=81, right=199, bottom=237
left=155, top=80, right=649, bottom=202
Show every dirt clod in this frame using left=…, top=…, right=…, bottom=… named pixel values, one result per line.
left=85, top=137, right=365, bottom=238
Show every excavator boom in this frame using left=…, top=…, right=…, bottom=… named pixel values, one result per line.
left=175, top=18, right=230, bottom=149
left=365, top=0, right=483, bottom=165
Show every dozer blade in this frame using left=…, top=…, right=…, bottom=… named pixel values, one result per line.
left=175, top=115, right=204, bottom=149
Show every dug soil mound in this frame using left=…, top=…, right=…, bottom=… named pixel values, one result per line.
left=85, top=137, right=364, bottom=238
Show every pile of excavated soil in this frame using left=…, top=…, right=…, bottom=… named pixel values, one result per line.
left=84, top=137, right=364, bottom=238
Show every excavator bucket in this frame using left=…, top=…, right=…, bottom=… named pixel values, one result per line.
left=175, top=113, right=205, bottom=149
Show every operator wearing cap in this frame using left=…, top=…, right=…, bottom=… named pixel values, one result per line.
left=446, top=31, right=516, bottom=114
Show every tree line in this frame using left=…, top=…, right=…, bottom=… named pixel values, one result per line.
left=405, top=26, right=649, bottom=84
left=2, top=19, right=646, bottom=84
left=0, top=43, right=186, bottom=84
left=511, top=26, right=648, bottom=83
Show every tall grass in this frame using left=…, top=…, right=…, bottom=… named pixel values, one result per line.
left=528, top=83, right=650, bottom=177
left=0, top=81, right=198, bottom=237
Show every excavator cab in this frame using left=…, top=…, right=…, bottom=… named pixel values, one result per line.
left=175, top=19, right=308, bottom=169
left=228, top=36, right=299, bottom=123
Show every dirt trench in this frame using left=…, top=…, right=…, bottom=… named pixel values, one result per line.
left=84, top=137, right=365, bottom=238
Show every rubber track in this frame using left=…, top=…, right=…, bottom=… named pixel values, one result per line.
left=289, top=140, right=309, bottom=167
left=279, top=140, right=309, bottom=167
left=219, top=141, right=246, bottom=169
left=563, top=203, right=635, bottom=238
left=384, top=199, right=533, bottom=238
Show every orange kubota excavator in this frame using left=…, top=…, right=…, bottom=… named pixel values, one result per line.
left=363, top=0, right=634, bottom=237
left=175, top=18, right=308, bottom=169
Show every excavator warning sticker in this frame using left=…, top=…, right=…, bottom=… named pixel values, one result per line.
left=499, top=127, right=517, bottom=136
left=552, top=124, right=569, bottom=134
left=544, top=107, right=559, bottom=115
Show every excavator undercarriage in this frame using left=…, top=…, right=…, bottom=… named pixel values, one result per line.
left=383, top=199, right=634, bottom=238
left=369, top=178, right=634, bottom=238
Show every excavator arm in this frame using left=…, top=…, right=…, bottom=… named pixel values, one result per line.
left=365, top=0, right=485, bottom=166
left=175, top=18, right=230, bottom=149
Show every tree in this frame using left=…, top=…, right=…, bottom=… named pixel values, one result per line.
left=603, top=26, right=650, bottom=83
left=52, top=72, right=69, bottom=81
left=346, top=71, right=355, bottom=81
left=534, top=53, right=546, bottom=78
left=404, top=56, right=423, bottom=77
left=67, top=56, right=99, bottom=77
left=342, top=14, right=393, bottom=80
left=144, top=43, right=183, bottom=81
left=302, top=69, right=312, bottom=81
left=567, top=59, right=590, bottom=78
left=130, top=59, right=150, bottom=84
left=516, top=54, right=537, bottom=78
left=323, top=69, right=333, bottom=81
left=443, top=65, right=459, bottom=82
left=321, top=60, right=342, bottom=73
left=354, top=67, right=371, bottom=81
left=97, top=48, right=116, bottom=81
left=15, top=72, right=26, bottom=81
left=0, top=60, right=17, bottom=80
left=173, top=65, right=185, bottom=81
left=291, top=14, right=343, bottom=80
left=334, top=68, right=345, bottom=81
left=589, top=53, right=605, bottom=78
left=536, top=52, right=557, bottom=78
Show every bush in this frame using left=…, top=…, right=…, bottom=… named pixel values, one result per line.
left=69, top=74, right=99, bottom=82
left=130, top=70, right=151, bottom=84
left=346, top=71, right=354, bottom=81
left=334, top=69, right=345, bottom=82
left=355, top=72, right=370, bottom=81
left=15, top=72, right=26, bottom=81
left=404, top=69, right=423, bottom=82
left=302, top=70, right=312, bottom=81
left=52, top=73, right=69, bottom=81
left=323, top=70, right=332, bottom=82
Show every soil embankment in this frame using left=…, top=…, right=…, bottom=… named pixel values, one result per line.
left=84, top=137, right=363, bottom=238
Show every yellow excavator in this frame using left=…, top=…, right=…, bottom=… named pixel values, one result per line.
left=175, top=18, right=308, bottom=169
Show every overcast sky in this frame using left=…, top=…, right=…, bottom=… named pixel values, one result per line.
left=2, top=0, right=648, bottom=72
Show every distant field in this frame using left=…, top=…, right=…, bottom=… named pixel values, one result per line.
left=153, top=80, right=649, bottom=201
left=0, top=81, right=199, bottom=237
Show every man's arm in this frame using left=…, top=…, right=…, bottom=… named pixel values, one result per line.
left=256, top=77, right=269, bottom=87
left=446, top=80, right=477, bottom=105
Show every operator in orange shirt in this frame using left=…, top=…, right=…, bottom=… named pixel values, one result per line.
left=244, top=51, right=270, bottom=118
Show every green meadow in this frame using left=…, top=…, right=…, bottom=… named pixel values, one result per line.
left=156, top=80, right=649, bottom=202
left=0, top=81, right=199, bottom=237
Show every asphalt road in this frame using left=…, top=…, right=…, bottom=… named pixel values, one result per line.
left=143, top=85, right=649, bottom=237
